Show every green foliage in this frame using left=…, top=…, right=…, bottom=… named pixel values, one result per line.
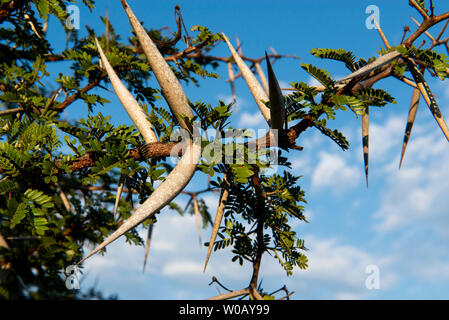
left=301, top=63, right=334, bottom=88
left=311, top=48, right=357, bottom=71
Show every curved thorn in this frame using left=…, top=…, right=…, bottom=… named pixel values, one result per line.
left=265, top=51, right=285, bottom=130
left=362, top=107, right=369, bottom=188
left=336, top=50, right=401, bottom=84
left=121, top=0, right=193, bottom=132
left=400, top=86, right=421, bottom=168
left=79, top=139, right=201, bottom=264
left=95, top=38, right=157, bottom=144
left=204, top=179, right=229, bottom=272
left=96, top=36, right=158, bottom=224
left=80, top=5, right=201, bottom=263
left=221, top=32, right=271, bottom=125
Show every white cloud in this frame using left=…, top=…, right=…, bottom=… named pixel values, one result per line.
left=373, top=122, right=449, bottom=233
left=311, top=152, right=361, bottom=192
left=369, top=116, right=404, bottom=161
left=334, top=292, right=364, bottom=300
left=281, top=235, right=397, bottom=299
left=162, top=260, right=204, bottom=276
left=289, top=153, right=312, bottom=175
left=279, top=80, right=290, bottom=89
left=78, top=113, right=449, bottom=300
left=238, top=111, right=265, bottom=128
left=307, top=76, right=321, bottom=87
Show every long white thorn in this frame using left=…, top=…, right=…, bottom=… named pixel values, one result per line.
left=96, top=37, right=158, bottom=221
left=222, top=32, right=271, bottom=125
left=121, top=0, right=193, bottom=132
left=80, top=3, right=201, bottom=263
left=79, top=139, right=200, bottom=264
left=336, top=50, right=401, bottom=84
left=95, top=37, right=158, bottom=144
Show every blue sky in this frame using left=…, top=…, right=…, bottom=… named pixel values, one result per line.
left=42, top=1, right=449, bottom=299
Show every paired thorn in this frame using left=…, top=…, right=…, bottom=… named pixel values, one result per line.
left=405, top=58, right=449, bottom=143
left=222, top=32, right=271, bottom=125
left=79, top=0, right=200, bottom=264
left=399, top=85, right=421, bottom=169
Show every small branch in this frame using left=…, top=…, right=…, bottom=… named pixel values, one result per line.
left=401, top=26, right=411, bottom=44
left=208, top=276, right=233, bottom=292
left=404, top=11, right=449, bottom=47
left=409, top=0, right=430, bottom=20
left=207, top=288, right=250, bottom=300
left=53, top=72, right=107, bottom=113
left=411, top=15, right=435, bottom=42
left=435, top=19, right=449, bottom=41
left=279, top=291, right=295, bottom=300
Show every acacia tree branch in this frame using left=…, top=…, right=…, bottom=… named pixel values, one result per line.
left=409, top=0, right=430, bottom=20
left=404, top=11, right=449, bottom=47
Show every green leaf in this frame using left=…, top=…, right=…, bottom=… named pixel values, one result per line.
left=301, top=63, right=334, bottom=88
left=34, top=0, right=50, bottom=18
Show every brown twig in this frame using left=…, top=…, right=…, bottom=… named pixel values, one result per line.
left=207, top=288, right=250, bottom=300
left=404, top=11, right=449, bottom=47
left=409, top=0, right=430, bottom=20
